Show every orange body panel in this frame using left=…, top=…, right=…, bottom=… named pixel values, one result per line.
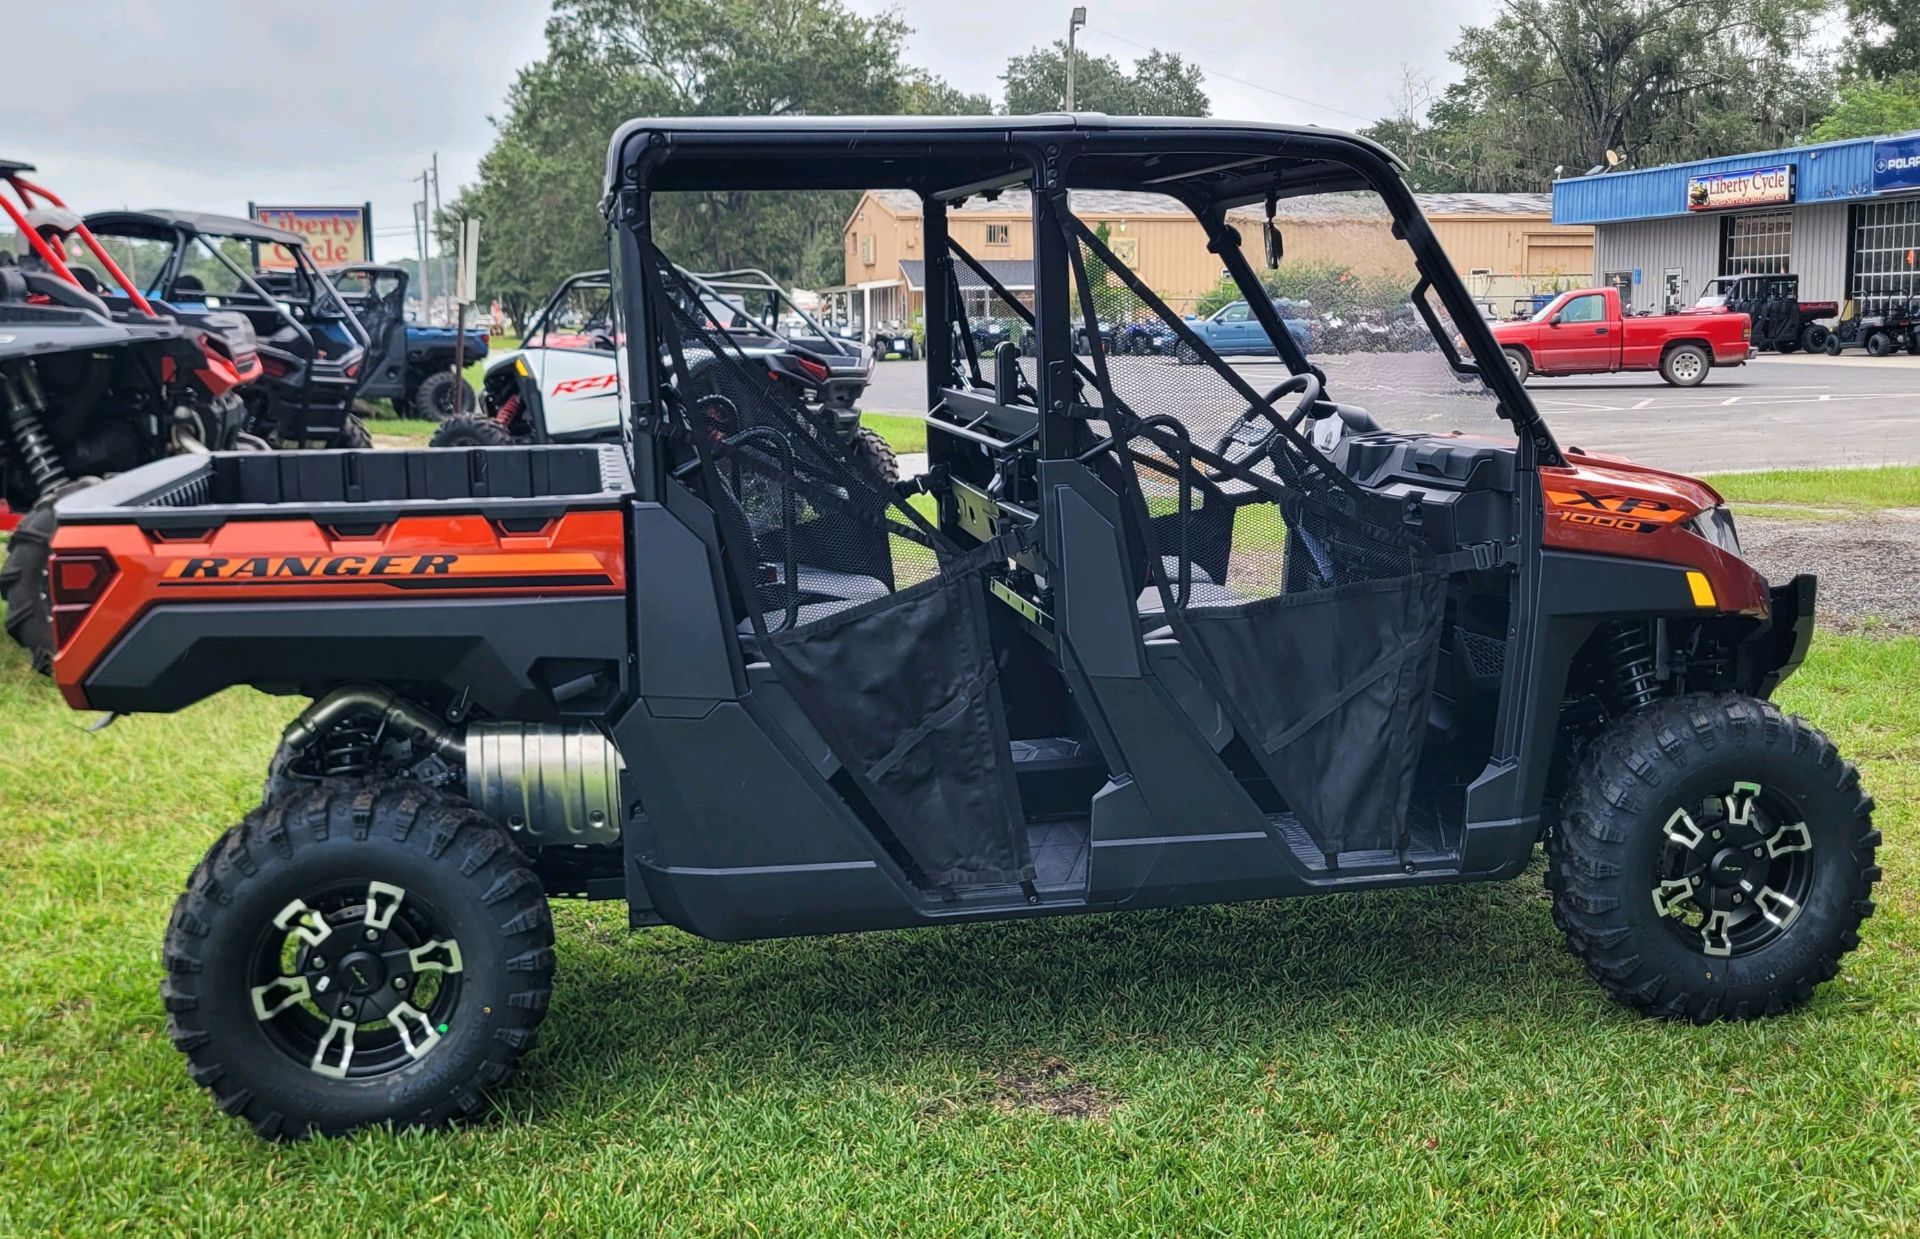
left=51, top=509, right=627, bottom=708
left=1541, top=453, right=1768, bottom=617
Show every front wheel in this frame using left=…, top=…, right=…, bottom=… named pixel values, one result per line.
left=1502, top=346, right=1531, bottom=384
left=848, top=424, right=900, bottom=485
left=1549, top=694, right=1878, bottom=1022
left=430, top=415, right=520, bottom=448
left=1659, top=343, right=1710, bottom=386
left=1173, top=341, right=1199, bottom=365
left=161, top=781, right=554, bottom=1139
left=411, top=370, right=477, bottom=420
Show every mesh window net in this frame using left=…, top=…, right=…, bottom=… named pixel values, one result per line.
left=645, top=250, right=1032, bottom=890
left=1059, top=202, right=1475, bottom=859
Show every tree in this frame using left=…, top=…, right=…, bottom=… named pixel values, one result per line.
left=900, top=70, right=993, bottom=116
left=1000, top=41, right=1209, bottom=116
left=451, top=0, right=962, bottom=313
left=1365, top=0, right=1833, bottom=192
left=1812, top=74, right=1920, bottom=139
left=1841, top=0, right=1920, bottom=79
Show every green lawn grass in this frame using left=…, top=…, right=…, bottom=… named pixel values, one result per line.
left=861, top=412, right=926, bottom=455
left=1703, top=465, right=1920, bottom=510
left=2, top=631, right=1916, bottom=1233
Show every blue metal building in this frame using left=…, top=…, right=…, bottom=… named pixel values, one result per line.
left=1552, top=131, right=1920, bottom=318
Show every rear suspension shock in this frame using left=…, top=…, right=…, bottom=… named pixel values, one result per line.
left=1, top=363, right=69, bottom=496
left=1603, top=621, right=1660, bottom=713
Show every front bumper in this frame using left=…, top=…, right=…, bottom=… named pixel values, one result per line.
left=1751, top=573, right=1816, bottom=696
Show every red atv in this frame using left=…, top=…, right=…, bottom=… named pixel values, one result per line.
left=0, top=159, right=259, bottom=671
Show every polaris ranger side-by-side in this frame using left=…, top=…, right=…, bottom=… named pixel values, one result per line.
left=46, top=117, right=1874, bottom=1140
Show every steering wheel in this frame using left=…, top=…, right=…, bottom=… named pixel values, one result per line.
left=1209, top=372, right=1324, bottom=459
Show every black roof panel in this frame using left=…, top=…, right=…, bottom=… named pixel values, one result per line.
left=83, top=209, right=302, bottom=246
left=604, top=113, right=1399, bottom=208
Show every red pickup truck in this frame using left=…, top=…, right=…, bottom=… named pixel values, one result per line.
left=1491, top=286, right=1751, bottom=387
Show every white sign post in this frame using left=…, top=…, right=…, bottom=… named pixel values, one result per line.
left=449, top=218, right=481, bottom=413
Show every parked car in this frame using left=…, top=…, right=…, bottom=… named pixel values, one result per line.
left=330, top=263, right=489, bottom=417
left=1490, top=286, right=1751, bottom=386
left=1176, top=298, right=1315, bottom=362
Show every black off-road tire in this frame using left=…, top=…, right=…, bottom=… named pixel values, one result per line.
left=1799, top=323, right=1829, bottom=353
left=1825, top=334, right=1843, bottom=356
left=412, top=370, right=476, bottom=420
left=1502, top=346, right=1531, bottom=384
left=1866, top=331, right=1893, bottom=358
left=1, top=479, right=97, bottom=675
left=1659, top=343, right=1711, bottom=387
left=848, top=424, right=900, bottom=485
left=161, top=781, right=554, bottom=1139
left=1548, top=693, right=1878, bottom=1023
left=338, top=415, right=374, bottom=449
left=430, top=415, right=519, bottom=449
left=1174, top=340, right=1199, bottom=365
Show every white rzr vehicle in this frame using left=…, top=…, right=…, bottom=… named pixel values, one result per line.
left=437, top=268, right=895, bottom=482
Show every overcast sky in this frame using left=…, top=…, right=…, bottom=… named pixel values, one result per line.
left=18, top=0, right=1487, bottom=264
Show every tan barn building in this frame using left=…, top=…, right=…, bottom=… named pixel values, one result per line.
left=828, top=188, right=1592, bottom=329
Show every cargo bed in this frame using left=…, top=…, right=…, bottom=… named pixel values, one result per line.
left=55, top=444, right=632, bottom=534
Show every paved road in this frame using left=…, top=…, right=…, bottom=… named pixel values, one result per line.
left=862, top=352, right=1920, bottom=474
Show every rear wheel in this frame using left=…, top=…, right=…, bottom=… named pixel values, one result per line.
left=161, top=780, right=553, bottom=1139
left=848, top=425, right=900, bottom=485
left=1659, top=343, right=1710, bottom=386
left=412, top=370, right=476, bottom=420
left=430, top=415, right=519, bottom=448
left=1502, top=346, right=1531, bottom=384
left=1, top=479, right=96, bottom=675
left=1866, top=331, right=1892, bottom=357
left=338, top=416, right=374, bottom=449
left=1549, top=694, right=1878, bottom=1022
left=1800, top=323, right=1830, bottom=353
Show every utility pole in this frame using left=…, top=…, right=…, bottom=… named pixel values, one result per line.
left=415, top=168, right=433, bottom=324
left=431, top=152, right=444, bottom=325
left=1066, top=6, right=1087, bottom=111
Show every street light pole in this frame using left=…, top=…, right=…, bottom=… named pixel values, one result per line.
left=1066, top=6, right=1087, bottom=110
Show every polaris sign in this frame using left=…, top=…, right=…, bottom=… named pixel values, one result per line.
left=1686, top=164, right=1794, bottom=212
left=1873, top=135, right=1920, bottom=194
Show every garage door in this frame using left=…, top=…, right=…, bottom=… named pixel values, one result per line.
left=1525, top=239, right=1590, bottom=278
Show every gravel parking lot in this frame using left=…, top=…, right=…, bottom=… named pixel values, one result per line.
left=1743, top=507, right=1920, bottom=635
left=864, top=351, right=1920, bottom=474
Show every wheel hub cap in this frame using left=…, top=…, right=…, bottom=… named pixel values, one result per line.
left=249, top=880, right=465, bottom=1079
left=1650, top=780, right=1814, bottom=958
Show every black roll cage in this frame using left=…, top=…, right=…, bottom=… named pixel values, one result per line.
left=606, top=115, right=1564, bottom=495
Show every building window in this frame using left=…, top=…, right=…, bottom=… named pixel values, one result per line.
left=1850, top=199, right=1920, bottom=314
left=1720, top=212, right=1791, bottom=276
left=985, top=224, right=1010, bottom=245
left=859, top=233, right=874, bottom=266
